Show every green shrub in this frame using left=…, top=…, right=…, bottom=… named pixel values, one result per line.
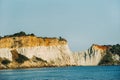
left=99, top=52, right=114, bottom=65
left=109, top=44, right=120, bottom=56
left=59, top=36, right=66, bottom=41
left=3, top=31, right=36, bottom=38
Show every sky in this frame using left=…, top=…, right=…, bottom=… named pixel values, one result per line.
left=0, top=0, right=120, bottom=51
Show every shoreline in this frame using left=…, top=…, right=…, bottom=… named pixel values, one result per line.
left=1, top=65, right=120, bottom=70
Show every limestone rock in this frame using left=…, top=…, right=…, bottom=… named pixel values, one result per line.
left=0, top=33, right=117, bottom=69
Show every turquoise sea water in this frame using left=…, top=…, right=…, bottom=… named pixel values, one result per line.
left=0, top=66, right=120, bottom=80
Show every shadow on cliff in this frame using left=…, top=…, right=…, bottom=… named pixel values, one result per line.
left=11, top=49, right=29, bottom=63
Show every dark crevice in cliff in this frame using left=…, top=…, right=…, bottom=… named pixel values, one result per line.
left=11, top=49, right=29, bottom=63
left=31, top=56, right=47, bottom=63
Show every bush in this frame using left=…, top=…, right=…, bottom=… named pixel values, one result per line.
left=2, top=31, right=37, bottom=38
left=59, top=36, right=66, bottom=41
left=28, top=33, right=35, bottom=36
left=109, top=44, right=120, bottom=56
left=13, top=31, right=26, bottom=37
left=3, top=31, right=26, bottom=37
left=99, top=52, right=114, bottom=65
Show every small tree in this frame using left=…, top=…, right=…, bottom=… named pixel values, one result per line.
left=59, top=36, right=67, bottom=42
left=13, top=31, right=26, bottom=37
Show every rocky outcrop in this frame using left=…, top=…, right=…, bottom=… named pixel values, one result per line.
left=99, top=45, right=120, bottom=65
left=0, top=32, right=119, bottom=69
left=0, top=35, right=74, bottom=69
left=72, top=44, right=109, bottom=66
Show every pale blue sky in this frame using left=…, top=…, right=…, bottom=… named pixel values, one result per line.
left=0, top=0, right=120, bottom=51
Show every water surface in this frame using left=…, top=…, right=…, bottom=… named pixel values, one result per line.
left=0, top=66, right=120, bottom=80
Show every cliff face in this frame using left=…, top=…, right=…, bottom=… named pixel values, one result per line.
left=0, top=36, right=67, bottom=48
left=0, top=36, right=74, bottom=69
left=73, top=44, right=108, bottom=66
left=0, top=33, right=118, bottom=69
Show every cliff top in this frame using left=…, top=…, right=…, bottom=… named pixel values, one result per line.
left=0, top=31, right=67, bottom=48
left=92, top=44, right=109, bottom=51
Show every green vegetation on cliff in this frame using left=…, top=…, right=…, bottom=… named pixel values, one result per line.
left=2, top=31, right=35, bottom=38
left=99, top=44, right=120, bottom=65
left=99, top=52, right=114, bottom=65
left=0, top=31, right=67, bottom=42
left=109, top=44, right=120, bottom=56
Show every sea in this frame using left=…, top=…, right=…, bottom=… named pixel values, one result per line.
left=0, top=66, right=120, bottom=80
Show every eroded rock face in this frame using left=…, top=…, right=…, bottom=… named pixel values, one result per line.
left=0, top=36, right=74, bottom=69
left=0, top=36, right=67, bottom=48
left=72, top=44, right=109, bottom=66
left=0, top=48, right=12, bottom=61
left=0, top=35, right=113, bottom=69
left=16, top=45, right=74, bottom=66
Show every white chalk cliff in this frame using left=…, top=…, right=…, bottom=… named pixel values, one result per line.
left=0, top=35, right=109, bottom=69
left=72, top=44, right=108, bottom=66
